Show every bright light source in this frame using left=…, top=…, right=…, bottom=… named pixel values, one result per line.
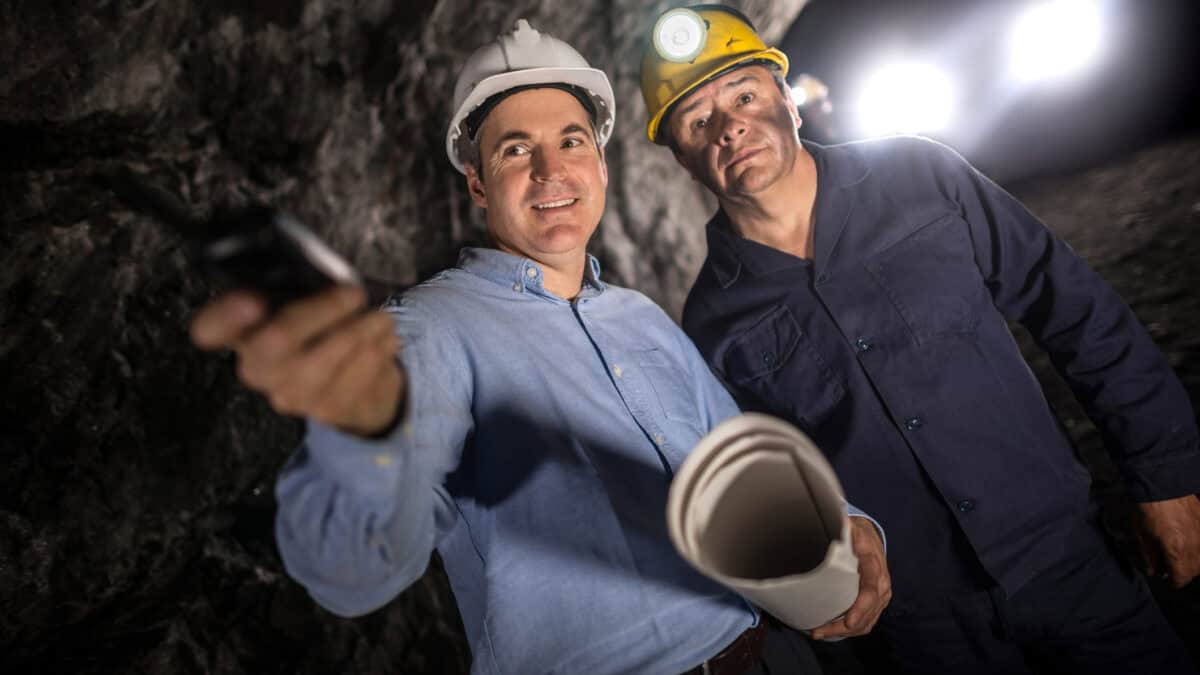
left=653, top=8, right=707, bottom=63
left=1009, top=0, right=1105, bottom=82
left=790, top=73, right=830, bottom=109
left=855, top=62, right=956, bottom=137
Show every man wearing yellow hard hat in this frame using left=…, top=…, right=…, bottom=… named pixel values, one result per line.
left=642, top=4, right=1200, bottom=675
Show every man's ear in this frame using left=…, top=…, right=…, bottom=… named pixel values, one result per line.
left=465, top=163, right=488, bottom=209
left=785, top=94, right=804, bottom=136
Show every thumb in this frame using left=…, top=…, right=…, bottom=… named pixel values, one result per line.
left=191, top=291, right=266, bottom=350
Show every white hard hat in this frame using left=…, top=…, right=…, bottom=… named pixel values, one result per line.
left=445, top=19, right=616, bottom=174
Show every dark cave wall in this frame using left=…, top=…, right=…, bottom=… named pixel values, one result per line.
left=0, top=1, right=806, bottom=672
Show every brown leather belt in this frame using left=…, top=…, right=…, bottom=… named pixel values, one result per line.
left=682, top=619, right=770, bottom=675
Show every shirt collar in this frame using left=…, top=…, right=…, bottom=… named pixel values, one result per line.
left=704, top=140, right=871, bottom=288
left=582, top=255, right=606, bottom=295
left=456, top=247, right=606, bottom=299
left=704, top=211, right=746, bottom=288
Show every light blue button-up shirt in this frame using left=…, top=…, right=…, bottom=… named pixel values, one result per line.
left=275, top=247, right=873, bottom=675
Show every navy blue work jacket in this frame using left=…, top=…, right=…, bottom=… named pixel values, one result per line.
left=682, top=137, right=1200, bottom=601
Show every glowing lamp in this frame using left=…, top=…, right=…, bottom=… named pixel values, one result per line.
left=653, top=8, right=707, bottom=63
left=855, top=62, right=956, bottom=137
left=1009, top=0, right=1106, bottom=82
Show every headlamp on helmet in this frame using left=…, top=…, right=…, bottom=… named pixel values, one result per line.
left=639, top=5, right=789, bottom=144
left=653, top=8, right=708, bottom=63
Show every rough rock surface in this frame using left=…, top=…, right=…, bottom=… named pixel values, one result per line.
left=1, top=0, right=1197, bottom=672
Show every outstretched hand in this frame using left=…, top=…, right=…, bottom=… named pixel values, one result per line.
left=810, top=515, right=892, bottom=641
left=190, top=285, right=405, bottom=438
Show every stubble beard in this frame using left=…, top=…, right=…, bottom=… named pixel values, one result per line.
left=721, top=143, right=795, bottom=201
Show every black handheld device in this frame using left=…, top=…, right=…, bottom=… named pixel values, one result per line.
left=99, top=171, right=361, bottom=310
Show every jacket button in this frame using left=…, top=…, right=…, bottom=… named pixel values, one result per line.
left=904, top=417, right=923, bottom=431
left=761, top=352, right=775, bottom=366
left=957, top=499, right=975, bottom=513
left=855, top=337, right=873, bottom=353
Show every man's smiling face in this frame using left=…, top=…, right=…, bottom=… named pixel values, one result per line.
left=466, top=87, right=608, bottom=263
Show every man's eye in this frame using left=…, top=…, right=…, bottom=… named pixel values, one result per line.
left=738, top=93, right=754, bottom=105
left=562, top=137, right=583, bottom=148
left=503, top=145, right=528, bottom=157
left=692, top=118, right=708, bottom=131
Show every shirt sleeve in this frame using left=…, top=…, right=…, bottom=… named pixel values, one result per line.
left=931, top=142, right=1200, bottom=502
left=846, top=504, right=887, bottom=553
left=273, top=292, right=474, bottom=617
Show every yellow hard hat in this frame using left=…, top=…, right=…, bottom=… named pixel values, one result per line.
left=640, top=5, right=789, bottom=144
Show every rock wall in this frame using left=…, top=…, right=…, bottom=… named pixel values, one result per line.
left=0, top=1, right=805, bottom=672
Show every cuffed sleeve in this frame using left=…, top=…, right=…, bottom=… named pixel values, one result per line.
left=274, top=293, right=474, bottom=616
left=847, top=503, right=887, bottom=553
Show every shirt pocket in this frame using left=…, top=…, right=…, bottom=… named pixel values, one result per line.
left=636, top=348, right=704, bottom=432
left=721, top=304, right=846, bottom=429
left=864, top=214, right=986, bottom=345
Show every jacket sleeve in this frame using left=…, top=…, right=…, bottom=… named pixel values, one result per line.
left=273, top=293, right=474, bottom=617
left=930, top=141, right=1200, bottom=502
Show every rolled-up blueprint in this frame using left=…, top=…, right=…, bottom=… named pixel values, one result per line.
left=667, top=413, right=859, bottom=630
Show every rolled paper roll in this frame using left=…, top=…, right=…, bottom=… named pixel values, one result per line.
left=667, top=413, right=859, bottom=630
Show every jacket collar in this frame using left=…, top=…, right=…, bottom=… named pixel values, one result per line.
left=704, top=140, right=871, bottom=288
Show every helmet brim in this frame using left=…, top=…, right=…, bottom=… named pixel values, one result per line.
left=646, top=47, right=788, bottom=145
left=445, top=67, right=616, bottom=174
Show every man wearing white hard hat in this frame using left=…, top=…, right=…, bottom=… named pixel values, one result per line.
left=642, top=5, right=1200, bottom=675
left=188, top=18, right=891, bottom=675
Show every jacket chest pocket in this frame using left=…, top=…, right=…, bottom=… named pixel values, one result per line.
left=864, top=214, right=986, bottom=345
left=721, top=304, right=845, bottom=430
